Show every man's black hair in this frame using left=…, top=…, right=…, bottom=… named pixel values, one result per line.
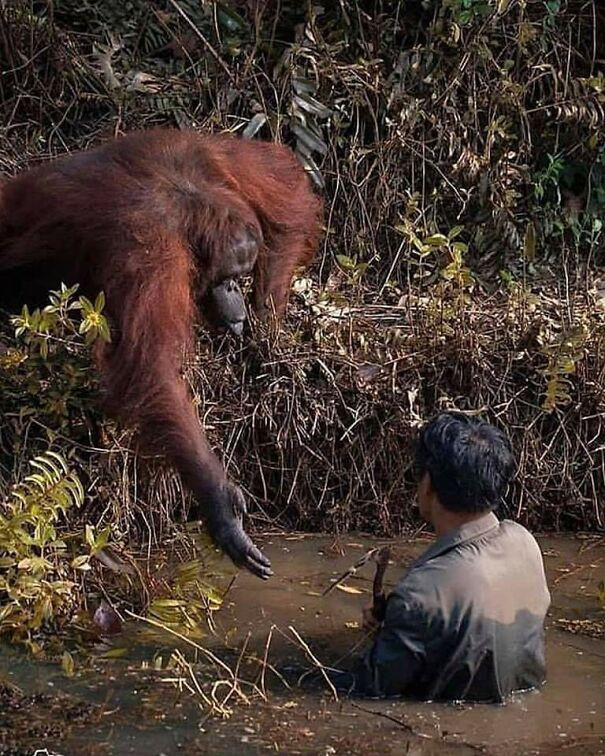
left=415, top=412, right=515, bottom=513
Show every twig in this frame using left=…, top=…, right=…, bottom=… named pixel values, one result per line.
left=288, top=625, right=339, bottom=701
left=322, top=547, right=381, bottom=596
left=166, top=0, right=235, bottom=83
left=348, top=700, right=417, bottom=735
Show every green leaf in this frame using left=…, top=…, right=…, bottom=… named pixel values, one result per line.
left=61, top=651, right=75, bottom=678
left=412, top=237, right=429, bottom=254
left=448, top=225, right=464, bottom=240
left=216, top=4, right=246, bottom=33
left=78, top=296, right=94, bottom=315
left=452, top=241, right=468, bottom=253
left=94, top=291, right=106, bottom=312
left=524, top=222, right=537, bottom=260
left=336, top=254, right=356, bottom=270
left=100, top=647, right=128, bottom=659
left=92, top=526, right=111, bottom=554
left=71, top=555, right=91, bottom=571
left=99, top=321, right=112, bottom=343
left=424, top=234, right=448, bottom=247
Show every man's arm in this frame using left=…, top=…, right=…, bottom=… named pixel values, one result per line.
left=353, top=593, right=427, bottom=698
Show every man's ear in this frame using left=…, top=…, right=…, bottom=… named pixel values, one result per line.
left=419, top=471, right=432, bottom=497
left=423, top=471, right=433, bottom=498
left=416, top=471, right=431, bottom=519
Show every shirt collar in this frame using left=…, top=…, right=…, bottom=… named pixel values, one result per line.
left=411, top=512, right=500, bottom=569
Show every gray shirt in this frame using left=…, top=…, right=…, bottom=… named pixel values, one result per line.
left=355, top=513, right=551, bottom=702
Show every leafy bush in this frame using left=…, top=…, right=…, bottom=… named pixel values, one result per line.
left=0, top=452, right=86, bottom=650
left=0, top=286, right=112, bottom=648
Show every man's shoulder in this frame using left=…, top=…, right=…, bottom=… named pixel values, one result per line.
left=390, top=519, right=547, bottom=612
left=389, top=523, right=520, bottom=594
left=499, top=518, right=534, bottom=535
left=498, top=519, right=543, bottom=552
left=390, top=560, right=449, bottom=607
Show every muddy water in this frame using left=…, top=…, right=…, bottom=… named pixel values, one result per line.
left=0, top=534, right=603, bottom=755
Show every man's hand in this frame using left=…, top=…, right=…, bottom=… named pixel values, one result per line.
left=362, top=605, right=381, bottom=633
left=362, top=592, right=387, bottom=633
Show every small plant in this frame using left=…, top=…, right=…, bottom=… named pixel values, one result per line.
left=148, top=552, right=227, bottom=641
left=533, top=153, right=567, bottom=205
left=396, top=221, right=474, bottom=329
left=541, top=323, right=590, bottom=412
left=1, top=284, right=110, bottom=444
left=0, top=285, right=113, bottom=650
left=530, top=145, right=605, bottom=252
left=12, top=283, right=111, bottom=356
left=1, top=285, right=226, bottom=652
left=543, top=0, right=561, bottom=30
left=335, top=254, right=369, bottom=284
left=0, top=452, right=86, bottom=651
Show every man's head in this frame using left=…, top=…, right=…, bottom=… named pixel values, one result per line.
left=415, top=412, right=515, bottom=527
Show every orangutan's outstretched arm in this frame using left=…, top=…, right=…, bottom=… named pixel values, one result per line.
left=136, top=367, right=272, bottom=579
left=99, top=237, right=272, bottom=579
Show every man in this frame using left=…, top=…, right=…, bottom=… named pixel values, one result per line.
left=349, top=412, right=551, bottom=703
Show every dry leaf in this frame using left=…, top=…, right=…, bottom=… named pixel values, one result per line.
left=335, top=584, right=365, bottom=595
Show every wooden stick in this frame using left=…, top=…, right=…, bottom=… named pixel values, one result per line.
left=321, top=546, right=380, bottom=596
left=372, top=545, right=391, bottom=619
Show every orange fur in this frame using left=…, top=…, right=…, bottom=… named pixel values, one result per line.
left=0, top=128, right=323, bottom=509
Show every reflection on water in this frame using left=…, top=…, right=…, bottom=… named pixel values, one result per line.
left=0, top=534, right=603, bottom=755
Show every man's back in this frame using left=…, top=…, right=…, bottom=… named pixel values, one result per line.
left=356, top=513, right=551, bottom=702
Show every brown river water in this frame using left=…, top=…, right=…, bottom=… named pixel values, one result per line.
left=0, top=533, right=603, bottom=755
